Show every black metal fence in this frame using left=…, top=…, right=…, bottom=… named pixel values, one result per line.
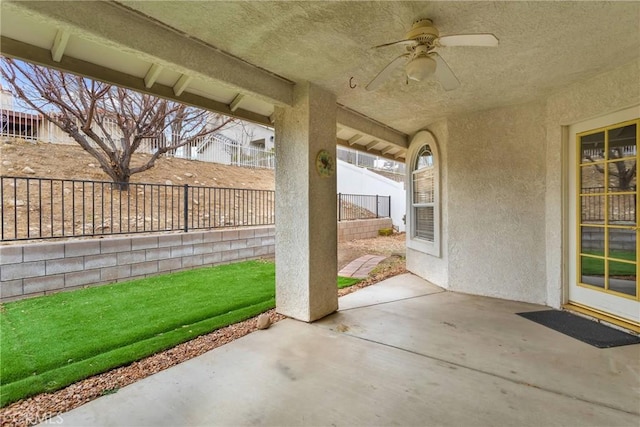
left=1, top=177, right=392, bottom=241
left=1, top=176, right=275, bottom=241
left=581, top=186, right=636, bottom=222
left=338, top=193, right=391, bottom=222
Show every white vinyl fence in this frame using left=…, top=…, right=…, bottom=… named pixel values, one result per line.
left=0, top=108, right=275, bottom=170
left=337, top=146, right=405, bottom=182
left=2, top=107, right=404, bottom=174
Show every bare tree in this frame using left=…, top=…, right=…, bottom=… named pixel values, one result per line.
left=1, top=57, right=234, bottom=189
left=585, top=148, right=636, bottom=191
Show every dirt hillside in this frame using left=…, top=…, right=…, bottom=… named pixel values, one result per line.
left=0, top=138, right=405, bottom=269
left=0, top=138, right=275, bottom=190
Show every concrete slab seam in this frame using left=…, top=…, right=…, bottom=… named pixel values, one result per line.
left=338, top=290, right=447, bottom=312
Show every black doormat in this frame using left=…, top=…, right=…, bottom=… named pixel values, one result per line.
left=517, top=310, right=640, bottom=348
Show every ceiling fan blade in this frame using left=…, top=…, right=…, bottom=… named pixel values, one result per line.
left=365, top=54, right=410, bottom=91
left=431, top=52, right=460, bottom=91
left=437, top=34, right=499, bottom=47
left=371, top=39, right=417, bottom=49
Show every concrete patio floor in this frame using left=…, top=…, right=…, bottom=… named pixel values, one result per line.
left=55, top=274, right=639, bottom=426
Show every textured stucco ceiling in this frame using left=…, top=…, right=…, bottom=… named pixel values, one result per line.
left=1, top=1, right=639, bottom=140
left=117, top=1, right=640, bottom=134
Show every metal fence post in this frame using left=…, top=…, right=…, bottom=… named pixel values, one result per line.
left=388, top=195, right=391, bottom=219
left=375, top=195, right=379, bottom=218
left=184, top=184, right=189, bottom=232
left=338, top=193, right=342, bottom=222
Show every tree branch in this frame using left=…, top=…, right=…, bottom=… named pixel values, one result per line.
left=1, top=57, right=236, bottom=184
left=584, top=155, right=606, bottom=175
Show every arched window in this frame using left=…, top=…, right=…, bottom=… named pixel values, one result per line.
left=413, top=145, right=436, bottom=241
left=407, top=131, right=440, bottom=256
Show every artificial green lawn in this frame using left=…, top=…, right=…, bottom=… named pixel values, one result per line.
left=1, top=260, right=361, bottom=406
left=337, top=276, right=361, bottom=288
left=581, top=250, right=637, bottom=275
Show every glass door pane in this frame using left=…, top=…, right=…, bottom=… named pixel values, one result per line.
left=578, top=120, right=638, bottom=300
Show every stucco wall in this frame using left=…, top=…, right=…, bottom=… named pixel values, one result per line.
left=446, top=102, right=547, bottom=304
left=544, top=58, right=640, bottom=307
left=407, top=59, right=639, bottom=307
left=0, top=226, right=275, bottom=302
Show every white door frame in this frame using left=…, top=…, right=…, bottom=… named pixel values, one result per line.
left=566, top=105, right=639, bottom=324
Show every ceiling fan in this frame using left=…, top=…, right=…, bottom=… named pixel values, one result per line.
left=366, top=19, right=499, bottom=92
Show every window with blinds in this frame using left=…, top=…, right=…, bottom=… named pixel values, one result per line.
left=415, top=206, right=435, bottom=240
left=412, top=145, right=436, bottom=242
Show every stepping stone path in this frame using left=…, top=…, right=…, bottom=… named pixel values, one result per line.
left=338, top=254, right=387, bottom=279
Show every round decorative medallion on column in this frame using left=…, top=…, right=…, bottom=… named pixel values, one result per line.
left=315, top=149, right=335, bottom=177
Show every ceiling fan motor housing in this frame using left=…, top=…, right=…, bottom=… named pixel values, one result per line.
left=406, top=19, right=440, bottom=45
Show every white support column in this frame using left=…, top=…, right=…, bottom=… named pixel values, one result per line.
left=274, top=82, right=338, bottom=322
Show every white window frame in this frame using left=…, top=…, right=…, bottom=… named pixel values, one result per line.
left=406, top=130, right=441, bottom=257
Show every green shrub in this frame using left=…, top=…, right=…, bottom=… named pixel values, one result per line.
left=378, top=228, right=393, bottom=236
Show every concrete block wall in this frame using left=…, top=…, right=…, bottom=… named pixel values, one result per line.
left=338, top=218, right=392, bottom=242
left=0, top=226, right=275, bottom=301
left=581, top=228, right=636, bottom=251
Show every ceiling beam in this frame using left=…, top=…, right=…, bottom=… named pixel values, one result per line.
left=381, top=146, right=395, bottom=155
left=348, top=134, right=363, bottom=146
left=3, top=0, right=293, bottom=107
left=229, top=94, right=244, bottom=112
left=366, top=140, right=380, bottom=151
left=337, top=138, right=406, bottom=162
left=336, top=104, right=408, bottom=149
left=50, top=29, right=70, bottom=62
left=173, top=74, right=192, bottom=96
left=1, top=36, right=272, bottom=126
left=143, top=63, right=163, bottom=89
